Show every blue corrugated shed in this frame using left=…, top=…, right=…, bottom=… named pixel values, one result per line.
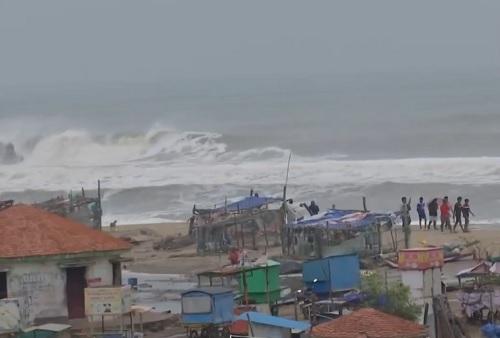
left=181, top=287, right=234, bottom=325
left=238, top=312, right=310, bottom=332
left=303, top=253, right=360, bottom=295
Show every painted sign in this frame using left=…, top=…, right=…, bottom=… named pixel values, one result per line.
left=86, top=278, right=103, bottom=287
left=398, top=247, right=444, bottom=270
left=84, top=287, right=131, bottom=316
left=0, top=298, right=21, bottom=333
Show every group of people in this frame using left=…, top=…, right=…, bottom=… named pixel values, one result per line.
left=400, top=196, right=475, bottom=233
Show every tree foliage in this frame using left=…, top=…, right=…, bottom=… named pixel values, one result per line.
left=361, top=272, right=422, bottom=321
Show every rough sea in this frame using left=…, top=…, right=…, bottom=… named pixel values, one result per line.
left=1, top=71, right=500, bottom=225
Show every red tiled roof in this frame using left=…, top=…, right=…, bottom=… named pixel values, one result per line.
left=0, top=204, right=131, bottom=259
left=312, top=308, right=427, bottom=338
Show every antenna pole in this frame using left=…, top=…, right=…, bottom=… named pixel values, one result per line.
left=281, top=151, right=292, bottom=254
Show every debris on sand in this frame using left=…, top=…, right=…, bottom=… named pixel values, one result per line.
left=154, top=235, right=194, bottom=251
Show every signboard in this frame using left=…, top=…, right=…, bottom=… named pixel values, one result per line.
left=84, top=287, right=131, bottom=316
left=398, top=247, right=444, bottom=270
left=0, top=298, right=21, bottom=333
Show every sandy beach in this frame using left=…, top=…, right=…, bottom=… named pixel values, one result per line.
left=107, top=221, right=500, bottom=276
left=103, top=219, right=500, bottom=338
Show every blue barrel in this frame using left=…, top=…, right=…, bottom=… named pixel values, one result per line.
left=128, top=277, right=138, bottom=287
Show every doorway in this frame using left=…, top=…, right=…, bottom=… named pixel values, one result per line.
left=0, top=272, right=7, bottom=299
left=66, top=267, right=87, bottom=318
left=112, top=262, right=122, bottom=287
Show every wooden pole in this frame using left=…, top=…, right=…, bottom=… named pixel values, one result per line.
left=242, top=268, right=249, bottom=305
left=246, top=313, right=255, bottom=337
left=265, top=263, right=271, bottom=307
left=362, top=196, right=367, bottom=211
left=97, top=179, right=102, bottom=230
left=281, top=152, right=292, bottom=254
left=377, top=222, right=382, bottom=255
left=240, top=223, right=245, bottom=249
left=262, top=219, right=269, bottom=254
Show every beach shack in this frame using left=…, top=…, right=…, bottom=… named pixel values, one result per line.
left=303, top=253, right=360, bottom=296
left=0, top=204, right=130, bottom=326
left=197, top=260, right=282, bottom=305
left=239, top=260, right=281, bottom=304
left=456, top=261, right=492, bottom=287
left=181, top=287, right=234, bottom=338
left=285, top=208, right=397, bottom=258
left=399, top=247, right=444, bottom=338
left=191, top=195, right=285, bottom=254
left=238, top=312, right=310, bottom=338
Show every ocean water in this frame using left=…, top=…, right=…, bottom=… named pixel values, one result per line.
left=1, top=72, right=500, bottom=224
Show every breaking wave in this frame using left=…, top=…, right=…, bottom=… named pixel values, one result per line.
left=2, top=125, right=500, bottom=223
left=2, top=126, right=500, bottom=191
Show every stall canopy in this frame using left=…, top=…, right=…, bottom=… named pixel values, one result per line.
left=288, top=208, right=394, bottom=231
left=214, top=196, right=282, bottom=213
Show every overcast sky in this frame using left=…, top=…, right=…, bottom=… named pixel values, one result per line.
left=1, top=0, right=499, bottom=86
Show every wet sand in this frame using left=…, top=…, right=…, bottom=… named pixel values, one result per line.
left=107, top=222, right=500, bottom=275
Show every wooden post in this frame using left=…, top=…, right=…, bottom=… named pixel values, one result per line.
left=261, top=219, right=269, bottom=254
left=377, top=222, right=382, bottom=255
left=242, top=268, right=249, bottom=305
left=362, top=196, right=367, bottom=211
left=281, top=152, right=292, bottom=254
left=97, top=180, right=102, bottom=230
left=240, top=223, right=245, bottom=248
left=236, top=225, right=240, bottom=247
left=246, top=313, right=255, bottom=337
left=265, top=263, right=271, bottom=306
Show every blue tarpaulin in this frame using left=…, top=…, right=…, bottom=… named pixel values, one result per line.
left=238, top=312, right=310, bottom=331
left=217, top=196, right=282, bottom=212
left=288, top=209, right=394, bottom=231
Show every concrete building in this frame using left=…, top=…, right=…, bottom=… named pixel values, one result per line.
left=0, top=204, right=130, bottom=325
left=399, top=247, right=444, bottom=338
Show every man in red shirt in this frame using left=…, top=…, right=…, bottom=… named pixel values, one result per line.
left=440, top=196, right=452, bottom=232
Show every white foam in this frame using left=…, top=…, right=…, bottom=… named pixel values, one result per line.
left=2, top=126, right=500, bottom=194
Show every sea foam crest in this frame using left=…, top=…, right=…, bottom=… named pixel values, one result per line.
left=2, top=127, right=500, bottom=192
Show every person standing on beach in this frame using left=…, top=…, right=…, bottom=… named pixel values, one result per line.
left=416, top=197, right=427, bottom=229
left=453, top=196, right=464, bottom=232
left=462, top=198, right=475, bottom=232
left=440, top=196, right=452, bottom=232
left=309, top=201, right=320, bottom=215
left=400, top=196, right=411, bottom=248
left=428, top=198, right=439, bottom=230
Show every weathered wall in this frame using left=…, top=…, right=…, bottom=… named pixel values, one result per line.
left=253, top=324, right=288, bottom=338
left=86, top=257, right=114, bottom=287
left=6, top=256, right=116, bottom=324
left=7, top=261, right=67, bottom=324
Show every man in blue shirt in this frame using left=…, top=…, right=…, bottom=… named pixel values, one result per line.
left=416, top=197, right=427, bottom=230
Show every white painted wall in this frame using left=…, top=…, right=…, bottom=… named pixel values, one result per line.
left=6, top=256, right=116, bottom=324
left=400, top=268, right=442, bottom=338
left=252, top=324, right=289, bottom=338
left=7, top=261, right=67, bottom=324
left=86, top=257, right=114, bottom=287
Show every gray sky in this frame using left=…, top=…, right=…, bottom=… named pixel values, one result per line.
left=1, top=0, right=499, bottom=86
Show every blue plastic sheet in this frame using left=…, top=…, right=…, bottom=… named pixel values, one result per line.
left=288, top=208, right=394, bottom=231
